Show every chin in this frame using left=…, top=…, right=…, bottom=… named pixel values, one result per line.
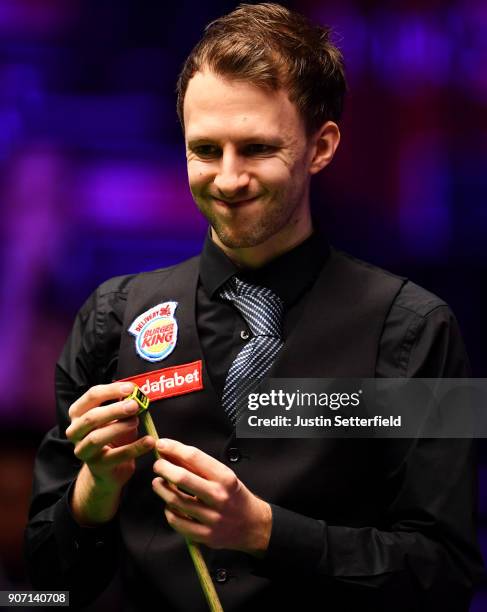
left=198, top=200, right=290, bottom=250
left=213, top=225, right=274, bottom=249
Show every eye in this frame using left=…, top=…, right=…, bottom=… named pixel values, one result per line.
left=192, top=144, right=221, bottom=159
left=243, top=144, right=275, bottom=156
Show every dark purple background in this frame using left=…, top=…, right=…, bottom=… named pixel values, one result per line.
left=0, top=0, right=485, bottom=606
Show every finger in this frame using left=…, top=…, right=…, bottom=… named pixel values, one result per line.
left=152, top=477, right=219, bottom=525
left=103, top=435, right=155, bottom=466
left=157, top=438, right=235, bottom=484
left=69, top=381, right=135, bottom=419
left=153, top=458, right=217, bottom=506
left=164, top=507, right=212, bottom=543
left=153, top=458, right=236, bottom=510
left=153, top=475, right=201, bottom=504
left=73, top=417, right=139, bottom=462
left=66, top=399, right=139, bottom=442
left=109, top=426, right=140, bottom=449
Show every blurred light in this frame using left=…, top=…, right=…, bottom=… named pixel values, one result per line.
left=75, top=160, right=205, bottom=234
left=399, top=134, right=451, bottom=257
left=314, top=4, right=487, bottom=98
left=0, top=109, right=22, bottom=158
left=28, top=94, right=167, bottom=151
left=0, top=0, right=79, bottom=37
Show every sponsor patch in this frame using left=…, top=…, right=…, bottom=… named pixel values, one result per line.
left=129, top=302, right=178, bottom=362
left=119, top=360, right=203, bottom=402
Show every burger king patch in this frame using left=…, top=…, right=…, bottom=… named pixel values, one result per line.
left=129, top=302, right=178, bottom=362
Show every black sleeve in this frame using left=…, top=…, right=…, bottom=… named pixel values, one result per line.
left=254, top=296, right=484, bottom=610
left=24, top=279, right=130, bottom=607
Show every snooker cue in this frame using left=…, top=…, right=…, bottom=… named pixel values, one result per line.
left=140, top=409, right=224, bottom=612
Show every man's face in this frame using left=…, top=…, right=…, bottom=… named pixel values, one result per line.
left=183, top=70, right=315, bottom=255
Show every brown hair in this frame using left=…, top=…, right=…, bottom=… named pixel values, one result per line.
left=176, top=3, right=346, bottom=135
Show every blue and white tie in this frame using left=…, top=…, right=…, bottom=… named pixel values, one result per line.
left=220, top=276, right=284, bottom=423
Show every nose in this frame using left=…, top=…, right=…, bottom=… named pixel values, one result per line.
left=213, top=150, right=250, bottom=198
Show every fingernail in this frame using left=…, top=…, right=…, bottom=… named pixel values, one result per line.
left=120, top=382, right=133, bottom=394
left=124, top=400, right=138, bottom=413
left=157, top=439, right=166, bottom=450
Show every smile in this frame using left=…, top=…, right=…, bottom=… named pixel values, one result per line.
left=212, top=196, right=260, bottom=208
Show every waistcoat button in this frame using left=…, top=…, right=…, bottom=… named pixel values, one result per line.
left=215, top=568, right=228, bottom=583
left=228, top=447, right=241, bottom=463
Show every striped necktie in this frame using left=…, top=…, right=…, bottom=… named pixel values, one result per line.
left=220, top=276, right=284, bottom=423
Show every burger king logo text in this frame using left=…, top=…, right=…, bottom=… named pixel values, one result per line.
left=129, top=302, right=178, bottom=362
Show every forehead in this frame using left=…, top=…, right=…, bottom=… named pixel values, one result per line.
left=183, top=70, right=305, bottom=142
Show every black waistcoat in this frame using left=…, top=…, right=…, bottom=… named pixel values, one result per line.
left=115, top=248, right=405, bottom=612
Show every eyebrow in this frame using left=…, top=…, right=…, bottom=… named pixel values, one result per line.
left=187, top=136, right=284, bottom=148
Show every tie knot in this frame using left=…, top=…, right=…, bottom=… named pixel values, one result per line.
left=220, top=276, right=284, bottom=338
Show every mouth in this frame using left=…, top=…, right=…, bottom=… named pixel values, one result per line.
left=212, top=196, right=260, bottom=208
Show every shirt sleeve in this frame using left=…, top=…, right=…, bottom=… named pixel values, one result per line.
left=24, top=279, right=130, bottom=607
left=253, top=288, right=484, bottom=610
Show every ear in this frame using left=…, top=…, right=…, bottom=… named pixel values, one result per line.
left=308, top=121, right=341, bottom=175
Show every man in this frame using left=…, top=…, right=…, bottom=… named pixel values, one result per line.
left=25, top=3, right=483, bottom=611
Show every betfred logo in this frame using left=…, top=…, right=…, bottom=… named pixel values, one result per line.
left=120, top=360, right=203, bottom=402
left=129, top=302, right=178, bottom=362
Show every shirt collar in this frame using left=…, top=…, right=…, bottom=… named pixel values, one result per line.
left=199, top=227, right=330, bottom=307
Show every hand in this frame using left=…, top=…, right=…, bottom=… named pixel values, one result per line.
left=152, top=438, right=272, bottom=556
left=65, top=382, right=155, bottom=525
